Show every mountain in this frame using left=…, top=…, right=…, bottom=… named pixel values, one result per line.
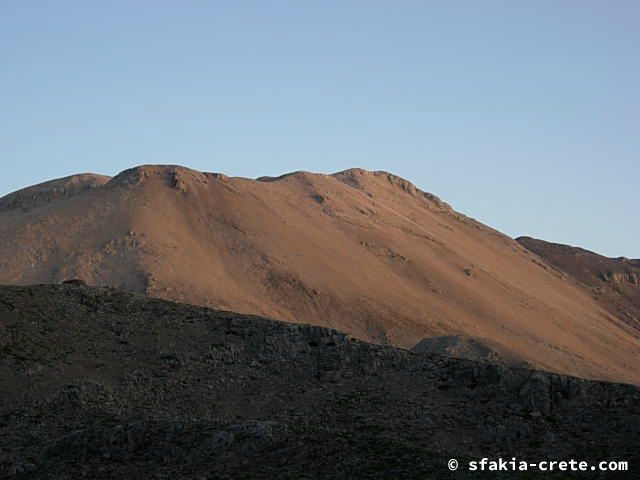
left=1, top=284, right=639, bottom=479
left=1, top=165, right=639, bottom=384
left=517, top=236, right=640, bottom=330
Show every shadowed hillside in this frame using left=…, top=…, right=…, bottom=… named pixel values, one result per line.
left=1, top=285, right=639, bottom=479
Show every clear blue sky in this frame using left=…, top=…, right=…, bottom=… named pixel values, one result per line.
left=1, top=1, right=638, bottom=257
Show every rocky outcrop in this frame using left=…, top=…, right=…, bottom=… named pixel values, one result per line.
left=599, top=271, right=640, bottom=286
left=332, top=168, right=453, bottom=213
left=411, top=335, right=529, bottom=367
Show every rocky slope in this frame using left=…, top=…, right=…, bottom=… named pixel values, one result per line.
left=410, top=335, right=530, bottom=367
left=517, top=237, right=640, bottom=331
left=1, top=285, right=639, bottom=479
left=1, top=165, right=639, bottom=384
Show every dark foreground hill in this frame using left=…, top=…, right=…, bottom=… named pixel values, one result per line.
left=1, top=285, right=639, bottom=479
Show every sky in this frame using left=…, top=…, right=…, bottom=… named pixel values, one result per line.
left=1, top=1, right=638, bottom=257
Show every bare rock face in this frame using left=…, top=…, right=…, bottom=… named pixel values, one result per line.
left=1, top=285, right=639, bottom=479
left=600, top=271, right=640, bottom=286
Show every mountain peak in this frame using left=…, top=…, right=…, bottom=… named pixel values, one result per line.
left=332, top=168, right=452, bottom=212
left=0, top=173, right=111, bottom=211
left=2, top=165, right=640, bottom=384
